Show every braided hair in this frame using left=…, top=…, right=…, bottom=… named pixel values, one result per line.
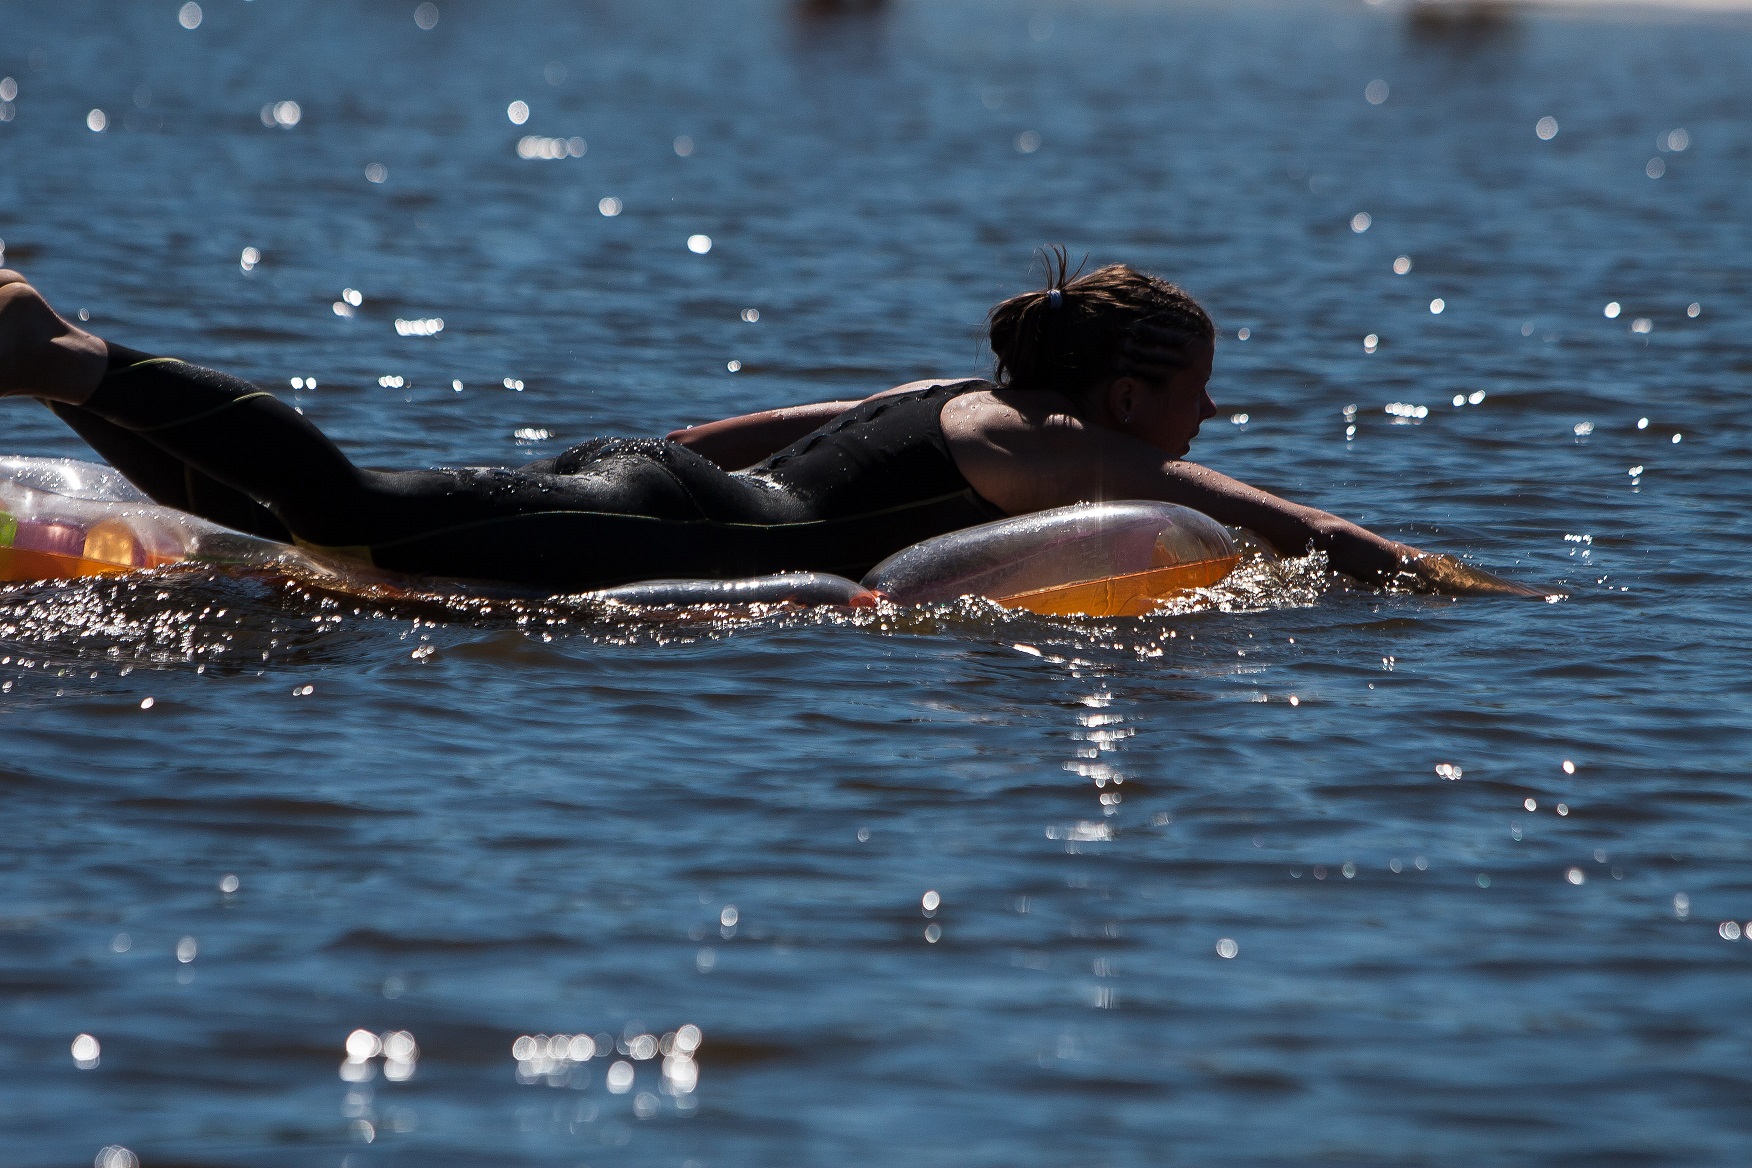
left=987, top=247, right=1214, bottom=400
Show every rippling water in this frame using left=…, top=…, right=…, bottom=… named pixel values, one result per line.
left=4, top=1, right=1752, bottom=1164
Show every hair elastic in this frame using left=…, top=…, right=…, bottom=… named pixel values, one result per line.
left=1047, top=288, right=1063, bottom=309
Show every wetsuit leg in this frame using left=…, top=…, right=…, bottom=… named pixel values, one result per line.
left=47, top=346, right=291, bottom=540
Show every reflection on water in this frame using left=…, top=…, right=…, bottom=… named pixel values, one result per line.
left=4, top=0, right=1752, bottom=1165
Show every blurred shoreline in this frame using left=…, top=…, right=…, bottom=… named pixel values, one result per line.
left=1445, top=0, right=1752, bottom=7
left=1407, top=0, right=1752, bottom=10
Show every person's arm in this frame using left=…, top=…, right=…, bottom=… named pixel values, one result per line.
left=667, top=379, right=965, bottom=470
left=1144, top=461, right=1546, bottom=596
left=667, top=401, right=861, bottom=470
left=953, top=418, right=1549, bottom=597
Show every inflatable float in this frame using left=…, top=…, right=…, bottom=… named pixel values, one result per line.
left=0, top=456, right=1240, bottom=616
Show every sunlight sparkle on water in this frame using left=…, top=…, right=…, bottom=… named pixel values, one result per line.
left=261, top=101, right=301, bottom=129
left=1350, top=212, right=1371, bottom=233
left=87, top=109, right=107, bottom=133
left=507, top=101, right=529, bottom=125
left=1429, top=298, right=1444, bottom=315
left=1536, top=115, right=1558, bottom=140
left=414, top=2, right=439, bottom=30
left=1365, top=79, right=1389, bottom=105
left=599, top=197, right=622, bottom=216
left=71, top=1033, right=100, bottom=1069
left=1393, top=255, right=1412, bottom=275
left=1604, top=301, right=1621, bottom=319
left=1364, top=334, right=1379, bottom=354
left=688, top=234, right=713, bottom=254
left=518, top=135, right=584, bottom=160
left=178, top=2, right=202, bottom=30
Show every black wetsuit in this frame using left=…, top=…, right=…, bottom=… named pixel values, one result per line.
left=48, top=347, right=1005, bottom=590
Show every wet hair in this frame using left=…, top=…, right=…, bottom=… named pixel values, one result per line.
left=987, top=248, right=1214, bottom=399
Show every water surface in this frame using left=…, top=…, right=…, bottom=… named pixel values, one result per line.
left=3, top=1, right=1751, bottom=1164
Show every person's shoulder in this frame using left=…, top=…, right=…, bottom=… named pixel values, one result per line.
left=870, top=376, right=991, bottom=400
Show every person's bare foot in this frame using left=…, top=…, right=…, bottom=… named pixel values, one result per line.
left=0, top=271, right=108, bottom=405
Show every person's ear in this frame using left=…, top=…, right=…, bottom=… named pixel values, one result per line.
left=1106, top=376, right=1145, bottom=426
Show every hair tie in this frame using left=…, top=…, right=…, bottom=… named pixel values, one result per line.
left=1047, top=288, right=1063, bottom=310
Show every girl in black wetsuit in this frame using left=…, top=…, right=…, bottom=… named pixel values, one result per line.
left=0, top=261, right=1543, bottom=597
left=46, top=350, right=1004, bottom=589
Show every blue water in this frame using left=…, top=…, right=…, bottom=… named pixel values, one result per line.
left=4, top=1, right=1752, bottom=1164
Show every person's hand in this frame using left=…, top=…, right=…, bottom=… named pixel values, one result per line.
left=1397, top=551, right=1556, bottom=599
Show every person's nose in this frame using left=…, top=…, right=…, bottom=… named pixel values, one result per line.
left=1199, top=389, right=1217, bottom=421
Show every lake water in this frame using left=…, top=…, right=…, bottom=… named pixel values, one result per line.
left=3, top=1, right=1751, bottom=1164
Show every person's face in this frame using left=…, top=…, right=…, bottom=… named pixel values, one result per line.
left=1107, top=340, right=1217, bottom=458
